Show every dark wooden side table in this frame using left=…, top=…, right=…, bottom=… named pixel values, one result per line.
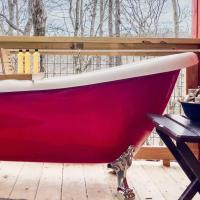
left=149, top=114, right=200, bottom=200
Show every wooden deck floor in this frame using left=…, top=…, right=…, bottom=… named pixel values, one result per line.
left=0, top=160, right=199, bottom=200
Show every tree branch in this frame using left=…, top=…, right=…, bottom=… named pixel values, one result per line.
left=0, top=13, right=24, bottom=34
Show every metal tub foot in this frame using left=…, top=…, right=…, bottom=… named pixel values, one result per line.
left=108, top=145, right=135, bottom=200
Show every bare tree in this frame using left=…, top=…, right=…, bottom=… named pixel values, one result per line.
left=108, top=0, right=113, bottom=36
left=172, top=0, right=180, bottom=38
left=90, top=0, right=98, bottom=36
left=80, top=0, right=84, bottom=35
left=74, top=0, right=80, bottom=36
left=115, top=0, right=120, bottom=37
left=29, top=0, right=47, bottom=36
left=108, top=0, right=114, bottom=67
left=14, top=0, right=19, bottom=35
left=121, top=0, right=167, bottom=36
left=99, top=0, right=104, bottom=36
left=115, top=0, right=121, bottom=65
left=23, top=4, right=33, bottom=36
left=0, top=0, right=33, bottom=35
left=8, top=0, right=15, bottom=35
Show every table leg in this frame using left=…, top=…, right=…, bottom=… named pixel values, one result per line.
left=176, top=142, right=200, bottom=180
left=156, top=129, right=196, bottom=182
left=176, top=142, right=200, bottom=194
left=178, top=179, right=199, bottom=200
left=156, top=129, right=200, bottom=199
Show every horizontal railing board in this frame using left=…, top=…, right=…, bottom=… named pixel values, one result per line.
left=0, top=74, right=32, bottom=80
left=135, top=144, right=199, bottom=161
left=1, top=36, right=200, bottom=44
left=7, top=49, right=200, bottom=56
left=0, top=37, right=200, bottom=50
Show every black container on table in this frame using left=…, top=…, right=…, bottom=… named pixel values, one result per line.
left=181, top=101, right=200, bottom=121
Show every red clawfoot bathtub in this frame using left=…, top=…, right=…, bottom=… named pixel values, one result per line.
left=0, top=52, right=198, bottom=164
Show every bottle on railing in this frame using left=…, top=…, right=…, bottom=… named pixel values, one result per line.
left=17, top=49, right=24, bottom=74
left=33, top=49, right=40, bottom=74
left=24, top=49, right=31, bottom=74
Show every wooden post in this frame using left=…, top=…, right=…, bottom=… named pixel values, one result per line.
left=197, top=55, right=200, bottom=160
left=199, top=144, right=200, bottom=160
left=163, top=159, right=170, bottom=167
left=186, top=53, right=200, bottom=161
left=0, top=48, right=15, bottom=74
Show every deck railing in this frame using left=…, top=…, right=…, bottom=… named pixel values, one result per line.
left=0, top=36, right=199, bottom=165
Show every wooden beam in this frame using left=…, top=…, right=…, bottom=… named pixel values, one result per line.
left=135, top=144, right=199, bottom=161
left=0, top=74, right=32, bottom=80
left=186, top=65, right=199, bottom=91
left=8, top=49, right=200, bottom=56
left=163, top=159, right=171, bottom=167
left=135, top=146, right=174, bottom=160
left=0, top=36, right=200, bottom=50
left=199, top=144, right=200, bottom=160
left=1, top=36, right=200, bottom=44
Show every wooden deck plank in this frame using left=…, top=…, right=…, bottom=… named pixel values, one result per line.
left=142, top=161, right=182, bottom=200
left=62, top=163, right=87, bottom=200
left=0, top=161, right=24, bottom=199
left=0, top=161, right=197, bottom=200
left=141, top=161, right=200, bottom=200
left=164, top=162, right=200, bottom=200
left=82, top=164, right=116, bottom=200
left=129, top=161, right=165, bottom=200
left=101, top=165, right=139, bottom=200
left=34, top=163, right=63, bottom=200
left=9, top=162, right=43, bottom=200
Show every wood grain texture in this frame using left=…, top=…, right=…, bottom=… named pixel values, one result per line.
left=34, top=163, right=63, bottom=200
left=0, top=48, right=15, bottom=74
left=0, top=36, right=200, bottom=51
left=9, top=162, right=43, bottom=200
left=0, top=74, right=32, bottom=80
left=8, top=49, right=200, bottom=56
left=0, top=161, right=198, bottom=200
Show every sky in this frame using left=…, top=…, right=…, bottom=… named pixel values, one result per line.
left=45, top=0, right=192, bottom=37
left=160, top=0, right=192, bottom=37
left=0, top=0, right=193, bottom=37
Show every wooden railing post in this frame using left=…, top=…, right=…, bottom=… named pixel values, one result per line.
left=186, top=53, right=200, bottom=161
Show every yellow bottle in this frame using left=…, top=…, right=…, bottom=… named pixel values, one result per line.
left=33, top=49, right=40, bottom=74
left=24, top=49, right=31, bottom=74
left=17, top=50, right=24, bottom=73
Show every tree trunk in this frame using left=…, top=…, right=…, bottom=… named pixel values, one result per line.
left=23, top=0, right=32, bottom=36
left=99, top=0, right=104, bottom=36
left=115, top=0, right=122, bottom=66
left=29, top=0, right=47, bottom=36
left=90, top=0, right=98, bottom=36
left=172, top=0, right=179, bottom=38
left=29, top=0, right=47, bottom=72
left=108, top=0, right=113, bottom=36
left=97, top=0, right=104, bottom=69
left=14, top=0, right=19, bottom=35
left=80, top=0, right=84, bottom=36
left=108, top=0, right=114, bottom=67
left=8, top=0, right=15, bottom=35
left=74, top=0, right=80, bottom=36
left=115, top=0, right=120, bottom=37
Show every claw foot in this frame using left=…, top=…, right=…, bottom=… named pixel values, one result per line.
left=117, top=187, right=135, bottom=200
left=108, top=145, right=135, bottom=200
